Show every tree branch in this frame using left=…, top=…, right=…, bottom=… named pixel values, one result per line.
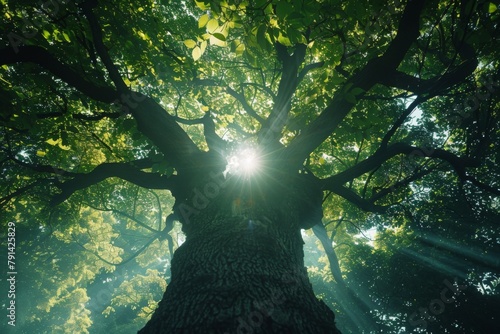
left=202, top=112, right=226, bottom=153
left=380, top=6, right=478, bottom=96
left=320, top=182, right=388, bottom=213
left=298, top=61, right=325, bottom=83
left=282, top=0, right=426, bottom=167
left=80, top=0, right=128, bottom=93
left=10, top=156, right=79, bottom=177
left=324, top=142, right=480, bottom=187
left=312, top=221, right=380, bottom=331
left=1, top=43, right=201, bottom=173
left=226, top=87, right=264, bottom=124
left=89, top=203, right=159, bottom=233
left=173, top=116, right=204, bottom=125
left=259, top=43, right=307, bottom=144
left=72, top=232, right=158, bottom=266
left=381, top=96, right=427, bottom=148
left=1, top=44, right=205, bottom=173
left=370, top=167, right=436, bottom=202
left=0, top=180, right=45, bottom=208
left=0, top=45, right=119, bottom=103
left=464, top=175, right=500, bottom=196
left=241, top=82, right=276, bottom=100
left=379, top=56, right=478, bottom=95
left=312, top=222, right=344, bottom=284
left=319, top=142, right=482, bottom=214
left=127, top=93, right=203, bottom=171
left=51, top=160, right=178, bottom=206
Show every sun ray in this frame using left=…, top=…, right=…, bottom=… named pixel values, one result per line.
left=225, top=146, right=262, bottom=177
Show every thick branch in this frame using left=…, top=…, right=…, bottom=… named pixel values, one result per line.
left=1, top=46, right=202, bottom=172
left=464, top=175, right=500, bottom=196
left=174, top=116, right=204, bottom=125
left=51, top=160, right=178, bottom=206
left=312, top=223, right=345, bottom=284
left=282, top=0, right=426, bottom=166
left=202, top=112, right=226, bottom=153
left=126, top=93, right=202, bottom=171
left=80, top=0, right=128, bottom=92
left=381, top=96, right=427, bottom=148
left=321, top=182, right=387, bottom=213
left=379, top=57, right=478, bottom=94
left=0, top=46, right=119, bottom=103
left=298, top=61, right=325, bottom=83
left=324, top=142, right=480, bottom=190
left=312, top=222, right=380, bottom=331
left=381, top=7, right=478, bottom=95
left=259, top=43, right=307, bottom=143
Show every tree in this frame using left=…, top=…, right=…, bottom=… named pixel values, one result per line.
left=1, top=0, right=499, bottom=333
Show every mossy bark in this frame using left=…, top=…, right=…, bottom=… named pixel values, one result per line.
left=139, top=173, right=341, bottom=333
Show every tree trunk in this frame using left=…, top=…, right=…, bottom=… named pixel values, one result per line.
left=139, top=172, right=341, bottom=333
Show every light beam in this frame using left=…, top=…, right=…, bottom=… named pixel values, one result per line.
left=225, top=146, right=261, bottom=177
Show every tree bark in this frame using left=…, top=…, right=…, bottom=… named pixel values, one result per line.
left=139, top=173, right=342, bottom=333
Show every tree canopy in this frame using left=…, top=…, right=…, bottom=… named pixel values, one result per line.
left=1, top=0, right=499, bottom=333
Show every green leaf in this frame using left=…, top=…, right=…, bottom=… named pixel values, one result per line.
left=330, top=71, right=345, bottom=85
left=192, top=46, right=202, bottom=61
left=235, top=43, right=245, bottom=55
left=212, top=33, right=226, bottom=42
left=209, top=1, right=221, bottom=14
left=231, top=40, right=245, bottom=55
left=277, top=32, right=292, bottom=46
left=184, top=39, right=197, bottom=48
left=287, top=27, right=306, bottom=44
left=62, top=32, right=71, bottom=43
left=195, top=0, right=209, bottom=10
left=46, top=138, right=59, bottom=146
left=210, top=34, right=226, bottom=46
left=206, top=19, right=218, bottom=33
left=198, top=14, right=210, bottom=28
left=276, top=2, right=293, bottom=20
left=488, top=2, right=497, bottom=13
left=200, top=40, right=207, bottom=54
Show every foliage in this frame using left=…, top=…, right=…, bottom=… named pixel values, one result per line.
left=1, top=0, right=499, bottom=333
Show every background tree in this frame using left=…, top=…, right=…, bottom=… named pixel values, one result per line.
left=1, top=0, right=499, bottom=333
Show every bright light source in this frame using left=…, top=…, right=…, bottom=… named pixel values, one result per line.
left=225, top=147, right=261, bottom=176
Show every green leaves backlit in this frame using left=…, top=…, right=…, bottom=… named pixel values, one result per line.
left=184, top=14, right=229, bottom=60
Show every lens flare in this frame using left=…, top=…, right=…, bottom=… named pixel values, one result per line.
left=225, top=147, right=261, bottom=176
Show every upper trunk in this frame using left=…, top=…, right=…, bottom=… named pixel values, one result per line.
left=139, top=171, right=341, bottom=333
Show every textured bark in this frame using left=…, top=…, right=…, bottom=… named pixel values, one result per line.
left=139, top=173, right=342, bottom=333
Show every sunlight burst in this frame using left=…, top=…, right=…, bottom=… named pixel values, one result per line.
left=225, top=147, right=261, bottom=176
